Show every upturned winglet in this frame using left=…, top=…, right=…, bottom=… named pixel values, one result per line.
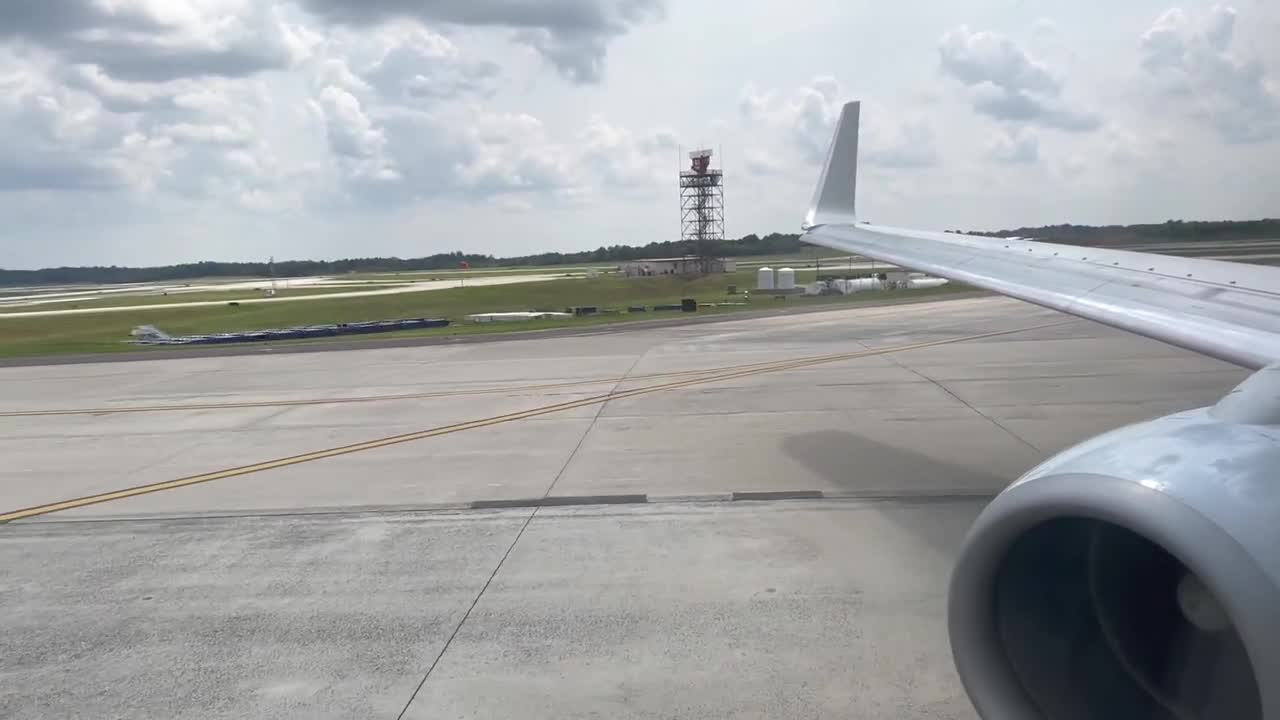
left=802, top=101, right=860, bottom=230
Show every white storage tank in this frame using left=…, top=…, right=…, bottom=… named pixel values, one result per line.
left=908, top=277, right=949, bottom=290
left=776, top=267, right=796, bottom=290
left=846, top=278, right=884, bottom=293
left=757, top=267, right=775, bottom=290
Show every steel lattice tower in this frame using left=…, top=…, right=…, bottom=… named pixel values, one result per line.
left=679, top=149, right=724, bottom=250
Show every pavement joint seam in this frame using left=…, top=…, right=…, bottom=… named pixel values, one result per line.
left=0, top=308, right=1054, bottom=419
left=393, top=499, right=539, bottom=720
left=848, top=335, right=1048, bottom=454
left=393, top=347, right=647, bottom=718
left=9, top=490, right=1005, bottom=526
left=2, top=321, right=1067, bottom=524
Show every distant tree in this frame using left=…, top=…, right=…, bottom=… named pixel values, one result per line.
left=4, top=219, right=1278, bottom=286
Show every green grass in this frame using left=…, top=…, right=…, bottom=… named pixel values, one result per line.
left=733, top=253, right=874, bottom=268
left=0, top=269, right=973, bottom=359
left=340, top=256, right=880, bottom=279
left=0, top=285, right=397, bottom=313
left=339, top=267, right=603, bottom=281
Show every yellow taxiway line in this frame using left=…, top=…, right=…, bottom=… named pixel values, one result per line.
left=0, top=322, right=1065, bottom=523
left=0, top=359, right=832, bottom=418
left=0, top=304, right=962, bottom=418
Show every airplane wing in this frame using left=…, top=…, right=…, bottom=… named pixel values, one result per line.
left=800, top=101, right=1280, bottom=371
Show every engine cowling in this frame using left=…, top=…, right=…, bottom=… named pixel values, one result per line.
left=948, top=406, right=1280, bottom=719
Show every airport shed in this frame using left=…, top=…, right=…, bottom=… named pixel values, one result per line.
left=619, top=257, right=737, bottom=278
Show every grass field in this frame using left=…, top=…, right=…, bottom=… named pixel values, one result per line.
left=0, top=269, right=972, bottom=358
left=0, top=285, right=390, bottom=313
left=733, top=253, right=873, bottom=268
left=341, top=255, right=868, bottom=279
left=338, top=267, right=597, bottom=281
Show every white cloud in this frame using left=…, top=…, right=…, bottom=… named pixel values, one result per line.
left=296, top=0, right=663, bottom=83
left=108, top=131, right=181, bottom=192
left=1102, top=125, right=1164, bottom=167
left=738, top=77, right=941, bottom=170
left=938, top=25, right=1059, bottom=94
left=968, top=82, right=1100, bottom=132
left=452, top=111, right=570, bottom=192
left=63, top=63, right=179, bottom=112
left=313, top=57, right=372, bottom=93
left=1139, top=4, right=1279, bottom=143
left=443, top=108, right=675, bottom=201
left=1030, top=18, right=1058, bottom=40
left=741, top=147, right=785, bottom=177
left=311, top=85, right=399, bottom=181
left=0, top=52, right=136, bottom=191
left=862, top=119, right=941, bottom=169
left=0, top=0, right=306, bottom=82
left=939, top=24, right=1100, bottom=133
left=154, top=120, right=252, bottom=146
left=0, top=1, right=1277, bottom=269
left=577, top=116, right=676, bottom=189
left=987, top=128, right=1039, bottom=164
left=361, top=27, right=498, bottom=100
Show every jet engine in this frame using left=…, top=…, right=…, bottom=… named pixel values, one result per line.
left=948, top=386, right=1280, bottom=719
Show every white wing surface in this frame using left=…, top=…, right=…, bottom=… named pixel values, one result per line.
left=801, top=102, right=1280, bottom=370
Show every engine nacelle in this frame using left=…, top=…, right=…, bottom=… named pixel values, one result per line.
left=949, top=406, right=1280, bottom=719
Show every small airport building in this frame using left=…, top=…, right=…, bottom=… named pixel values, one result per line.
left=619, top=257, right=737, bottom=278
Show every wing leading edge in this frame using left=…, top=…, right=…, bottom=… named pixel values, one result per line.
left=801, top=101, right=1280, bottom=370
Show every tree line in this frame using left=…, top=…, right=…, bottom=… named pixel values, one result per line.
left=3, top=219, right=1277, bottom=286
left=957, top=219, right=1280, bottom=245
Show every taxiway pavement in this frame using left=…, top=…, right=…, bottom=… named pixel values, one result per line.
left=0, top=296, right=1246, bottom=719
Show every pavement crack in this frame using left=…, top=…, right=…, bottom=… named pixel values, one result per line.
left=852, top=338, right=1045, bottom=453
left=394, top=351, right=647, bottom=719
left=392, top=501, right=538, bottom=719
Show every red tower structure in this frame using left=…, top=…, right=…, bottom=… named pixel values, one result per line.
left=679, top=149, right=724, bottom=253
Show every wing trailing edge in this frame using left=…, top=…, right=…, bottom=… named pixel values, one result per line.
left=800, top=100, right=1280, bottom=370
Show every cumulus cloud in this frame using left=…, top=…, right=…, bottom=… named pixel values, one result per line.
left=987, top=128, right=1039, bottom=164
left=298, top=0, right=663, bottom=83
left=740, top=79, right=830, bottom=165
left=361, top=28, right=499, bottom=100
left=969, top=83, right=1100, bottom=131
left=451, top=112, right=573, bottom=193
left=0, top=54, right=137, bottom=191
left=938, top=27, right=1059, bottom=94
left=862, top=121, right=941, bottom=168
left=153, top=120, right=253, bottom=146
left=1139, top=5, right=1279, bottom=143
left=0, top=3, right=323, bottom=201
left=441, top=108, right=675, bottom=201
left=4, top=0, right=1275, bottom=270
left=576, top=116, right=677, bottom=189
left=62, top=64, right=180, bottom=112
left=298, top=88, right=676, bottom=209
left=0, top=1, right=306, bottom=82
left=311, top=86, right=399, bottom=181
left=939, top=25, right=1100, bottom=133
left=739, top=77, right=941, bottom=170
left=510, top=27, right=609, bottom=84
left=741, top=148, right=785, bottom=176
left=205, top=143, right=311, bottom=211
left=0, top=0, right=669, bottom=204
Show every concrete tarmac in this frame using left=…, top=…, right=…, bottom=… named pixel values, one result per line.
left=0, top=296, right=1247, bottom=719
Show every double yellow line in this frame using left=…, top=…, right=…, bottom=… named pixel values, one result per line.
left=0, top=303, right=956, bottom=419
left=0, top=322, right=1063, bottom=523
left=0, top=358, right=851, bottom=418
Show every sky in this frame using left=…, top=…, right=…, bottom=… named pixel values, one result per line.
left=0, top=0, right=1277, bottom=269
